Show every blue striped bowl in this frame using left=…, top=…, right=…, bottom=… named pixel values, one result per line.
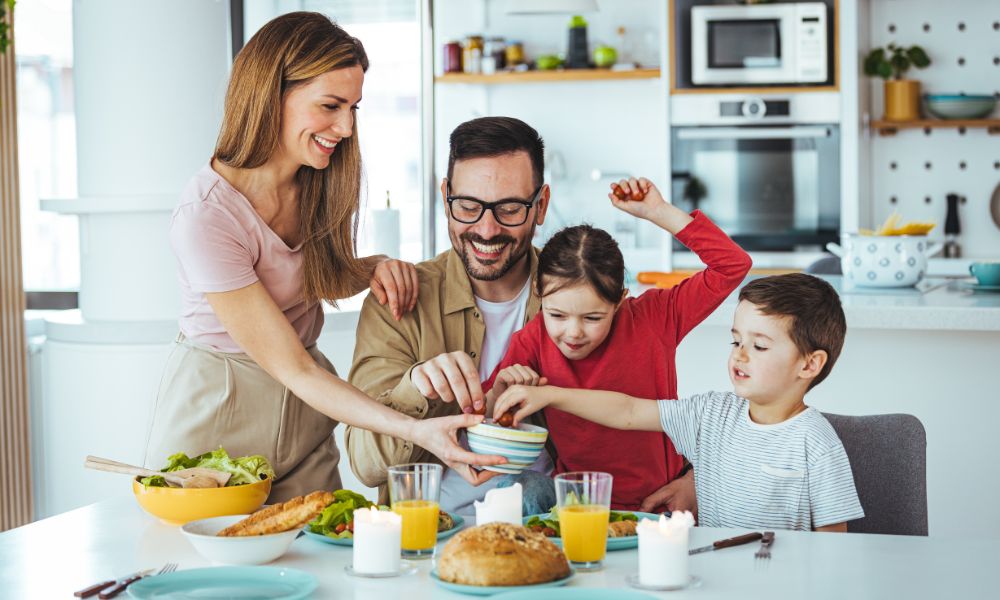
left=467, top=426, right=546, bottom=474
left=467, top=420, right=548, bottom=444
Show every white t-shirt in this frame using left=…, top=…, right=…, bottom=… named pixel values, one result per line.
left=658, top=391, right=864, bottom=530
left=439, top=279, right=553, bottom=516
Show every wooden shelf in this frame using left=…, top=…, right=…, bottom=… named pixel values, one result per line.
left=871, top=119, right=1000, bottom=136
left=435, top=68, right=661, bottom=85
left=669, top=85, right=839, bottom=95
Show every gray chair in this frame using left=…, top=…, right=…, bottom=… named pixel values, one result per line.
left=822, top=413, right=928, bottom=536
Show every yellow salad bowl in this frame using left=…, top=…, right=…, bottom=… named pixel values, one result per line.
left=132, top=476, right=271, bottom=526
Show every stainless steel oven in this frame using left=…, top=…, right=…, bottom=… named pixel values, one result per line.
left=670, top=93, right=840, bottom=251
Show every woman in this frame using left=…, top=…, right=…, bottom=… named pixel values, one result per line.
left=144, top=12, right=501, bottom=501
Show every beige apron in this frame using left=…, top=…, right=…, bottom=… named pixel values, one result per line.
left=143, top=333, right=341, bottom=502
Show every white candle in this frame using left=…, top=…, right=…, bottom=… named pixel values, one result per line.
left=474, top=483, right=522, bottom=526
left=352, top=506, right=402, bottom=574
left=637, top=511, right=695, bottom=587
left=372, top=191, right=400, bottom=259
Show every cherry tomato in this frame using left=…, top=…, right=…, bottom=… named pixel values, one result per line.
left=496, top=411, right=515, bottom=428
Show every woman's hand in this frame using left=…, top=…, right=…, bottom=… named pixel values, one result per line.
left=411, top=413, right=505, bottom=486
left=493, top=384, right=561, bottom=428
left=609, top=177, right=693, bottom=235
left=370, top=258, right=418, bottom=320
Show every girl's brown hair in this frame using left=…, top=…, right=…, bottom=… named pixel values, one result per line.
left=215, top=11, right=369, bottom=304
left=537, top=225, right=625, bottom=305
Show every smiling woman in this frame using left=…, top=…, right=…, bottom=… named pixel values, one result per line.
left=143, top=12, right=503, bottom=503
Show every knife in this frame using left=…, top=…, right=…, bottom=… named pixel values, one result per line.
left=73, top=569, right=152, bottom=598
left=689, top=532, right=763, bottom=555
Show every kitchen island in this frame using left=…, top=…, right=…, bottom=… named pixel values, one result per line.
left=1, top=495, right=997, bottom=599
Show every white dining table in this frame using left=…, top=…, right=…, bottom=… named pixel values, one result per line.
left=1, top=496, right=997, bottom=599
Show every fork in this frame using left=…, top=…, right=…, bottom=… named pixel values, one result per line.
left=98, top=563, right=177, bottom=599
left=754, top=531, right=775, bottom=564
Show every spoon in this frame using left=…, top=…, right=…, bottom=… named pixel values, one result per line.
left=84, top=455, right=231, bottom=488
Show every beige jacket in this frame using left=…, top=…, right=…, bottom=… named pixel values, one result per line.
left=345, top=247, right=544, bottom=502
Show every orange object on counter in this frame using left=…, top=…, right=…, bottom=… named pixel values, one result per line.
left=636, top=271, right=695, bottom=288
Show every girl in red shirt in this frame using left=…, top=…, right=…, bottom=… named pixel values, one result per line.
left=484, top=177, right=751, bottom=511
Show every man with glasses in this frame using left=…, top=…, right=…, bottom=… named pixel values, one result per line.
left=345, top=117, right=555, bottom=515
left=345, top=117, right=696, bottom=517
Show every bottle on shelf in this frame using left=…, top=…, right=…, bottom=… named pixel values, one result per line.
left=943, top=193, right=962, bottom=259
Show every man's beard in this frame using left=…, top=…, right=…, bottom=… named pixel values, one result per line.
left=456, top=229, right=532, bottom=282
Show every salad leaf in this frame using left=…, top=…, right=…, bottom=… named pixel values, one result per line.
left=526, top=507, right=637, bottom=537
left=307, top=489, right=385, bottom=539
left=139, top=448, right=275, bottom=487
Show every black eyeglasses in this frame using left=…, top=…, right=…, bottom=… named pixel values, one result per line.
left=446, top=182, right=543, bottom=227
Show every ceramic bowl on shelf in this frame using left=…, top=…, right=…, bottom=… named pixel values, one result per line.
left=923, top=94, right=996, bottom=120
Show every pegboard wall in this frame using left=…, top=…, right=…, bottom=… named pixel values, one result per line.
left=866, top=0, right=1000, bottom=258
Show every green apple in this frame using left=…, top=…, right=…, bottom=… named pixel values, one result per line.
left=593, top=45, right=618, bottom=68
left=536, top=55, right=564, bottom=70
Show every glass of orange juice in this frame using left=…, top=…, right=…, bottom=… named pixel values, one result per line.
left=387, top=463, right=442, bottom=559
left=555, top=471, right=612, bottom=572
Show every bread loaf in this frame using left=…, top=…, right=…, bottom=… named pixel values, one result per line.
left=437, top=523, right=570, bottom=586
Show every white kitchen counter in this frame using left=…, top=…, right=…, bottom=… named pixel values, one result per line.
left=696, top=276, right=1000, bottom=332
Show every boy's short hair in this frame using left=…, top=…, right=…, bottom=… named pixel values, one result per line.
left=738, top=273, right=846, bottom=390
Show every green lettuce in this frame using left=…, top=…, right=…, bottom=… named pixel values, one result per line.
left=140, top=448, right=275, bottom=487
left=525, top=507, right=637, bottom=537
left=307, top=489, right=385, bottom=539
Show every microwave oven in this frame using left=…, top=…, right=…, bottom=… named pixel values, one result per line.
left=691, top=2, right=827, bottom=86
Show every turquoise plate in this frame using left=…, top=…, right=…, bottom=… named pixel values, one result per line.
left=522, top=511, right=666, bottom=551
left=304, top=514, right=465, bottom=546
left=126, top=566, right=316, bottom=599
left=495, top=589, right=656, bottom=600
left=430, top=568, right=574, bottom=596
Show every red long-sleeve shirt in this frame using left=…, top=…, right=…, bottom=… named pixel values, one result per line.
left=487, top=211, right=752, bottom=510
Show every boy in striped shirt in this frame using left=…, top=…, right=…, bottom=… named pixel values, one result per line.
left=493, top=273, right=864, bottom=532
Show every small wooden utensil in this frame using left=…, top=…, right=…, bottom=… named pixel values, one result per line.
left=84, top=455, right=230, bottom=488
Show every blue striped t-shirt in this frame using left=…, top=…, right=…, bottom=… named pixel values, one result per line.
left=658, top=391, right=864, bottom=530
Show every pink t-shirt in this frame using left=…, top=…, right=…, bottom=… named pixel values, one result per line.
left=169, top=163, right=324, bottom=353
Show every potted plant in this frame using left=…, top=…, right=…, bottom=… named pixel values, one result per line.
left=0, top=1, right=15, bottom=56
left=864, top=43, right=931, bottom=122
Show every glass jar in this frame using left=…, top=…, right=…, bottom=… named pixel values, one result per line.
left=443, top=41, right=462, bottom=73
left=484, top=37, right=507, bottom=70
left=462, top=35, right=484, bottom=74
left=505, top=41, right=524, bottom=67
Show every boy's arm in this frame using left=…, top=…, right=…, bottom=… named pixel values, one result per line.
left=815, top=522, right=848, bottom=533
left=497, top=386, right=662, bottom=431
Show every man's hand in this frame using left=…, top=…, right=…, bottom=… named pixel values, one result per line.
left=410, top=413, right=505, bottom=486
left=639, top=469, right=698, bottom=518
left=370, top=258, right=419, bottom=320
left=411, top=351, right=485, bottom=413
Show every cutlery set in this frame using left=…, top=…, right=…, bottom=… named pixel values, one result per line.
left=690, top=531, right=775, bottom=562
left=74, top=563, right=177, bottom=599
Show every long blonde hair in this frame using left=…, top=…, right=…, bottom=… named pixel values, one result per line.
left=215, top=11, right=370, bottom=304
